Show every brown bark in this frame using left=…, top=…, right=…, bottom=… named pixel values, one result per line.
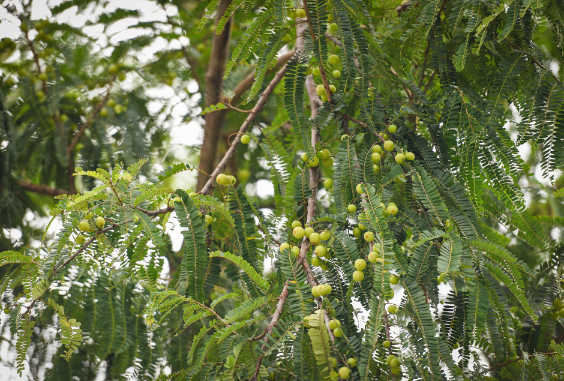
left=196, top=0, right=233, bottom=192
left=17, top=181, right=70, bottom=197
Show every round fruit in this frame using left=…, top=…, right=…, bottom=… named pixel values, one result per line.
left=189, top=192, right=198, bottom=198
left=390, top=275, right=399, bottom=284
left=372, top=145, right=382, bottom=153
left=391, top=367, right=400, bottom=375
left=280, top=243, right=290, bottom=252
left=99, top=107, right=108, bottom=117
left=38, top=72, right=47, bottom=81
left=292, top=220, right=302, bottom=229
left=390, top=358, right=400, bottom=368
left=384, top=140, right=395, bottom=151
left=315, top=245, right=327, bottom=257
left=386, top=290, right=394, bottom=299
left=108, top=64, right=119, bottom=75
left=332, top=70, right=341, bottom=78
left=312, top=256, right=322, bottom=266
left=320, top=230, right=331, bottom=240
left=329, top=320, right=339, bottom=330
left=348, top=204, right=357, bottom=213
left=559, top=308, right=564, bottom=318
left=96, top=216, right=105, bottom=228
left=84, top=211, right=94, bottom=220
left=327, top=13, right=334, bottom=22
left=320, top=149, right=331, bottom=160
left=358, top=223, right=366, bottom=230
left=205, top=215, right=213, bottom=226
left=289, top=11, right=297, bottom=19
left=383, top=340, right=391, bottom=348
left=388, top=305, right=398, bottom=314
left=296, top=8, right=306, bottom=18
left=316, top=84, right=326, bottom=96
left=373, top=165, right=380, bottom=173
left=353, top=270, right=364, bottom=281
left=310, top=232, right=321, bottom=244
left=4, top=77, right=15, bottom=87
left=329, top=54, right=340, bottom=65
left=118, top=73, right=127, bottom=81
left=305, top=227, right=314, bottom=238
left=328, top=23, right=338, bottom=33
left=312, top=286, right=320, bottom=297
left=309, top=156, right=320, bottom=167
left=341, top=134, right=349, bottom=141
left=347, top=358, right=357, bottom=368
left=406, top=152, right=415, bottom=161
left=382, top=133, right=389, bottom=140
left=291, top=246, right=300, bottom=257
left=333, top=328, right=343, bottom=337
left=356, top=184, right=364, bottom=194
left=36, top=90, right=45, bottom=100
left=312, top=67, right=320, bottom=76
left=113, top=104, right=124, bottom=114
left=241, top=134, right=251, bottom=144
left=388, top=124, right=397, bottom=133
left=227, top=175, right=236, bottom=185
left=238, top=169, right=250, bottom=182
left=293, top=227, right=305, bottom=239
left=329, top=84, right=336, bottom=93
left=79, top=220, right=90, bottom=232
left=217, top=174, right=229, bottom=185
left=324, top=178, right=333, bottom=188
left=371, top=152, right=381, bottom=163
left=76, top=235, right=86, bottom=245
left=338, top=367, right=350, bottom=379
left=364, top=231, right=374, bottom=242
left=301, top=152, right=308, bottom=162
left=368, top=252, right=379, bottom=263
left=353, top=227, right=361, bottom=237
left=355, top=259, right=367, bottom=271
left=329, top=357, right=337, bottom=367
left=322, top=157, right=334, bottom=167
left=320, top=94, right=328, bottom=102
left=386, top=355, right=395, bottom=365
left=386, top=204, right=399, bottom=216
left=322, top=284, right=332, bottom=294
left=395, top=153, right=405, bottom=164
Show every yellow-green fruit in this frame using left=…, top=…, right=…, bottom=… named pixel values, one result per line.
left=324, top=178, right=333, bottom=188
left=329, top=54, right=340, bottom=65
left=395, top=153, right=405, bottom=164
left=386, top=290, right=394, bottom=299
left=108, top=64, right=119, bottom=75
left=76, top=235, right=86, bottom=245
left=312, top=67, right=320, bottom=76
left=368, top=252, right=379, bottom=263
left=390, top=358, right=400, bottom=368
left=386, top=204, right=399, bottom=216
left=358, top=223, right=366, bottom=230
left=227, top=175, right=236, bottom=185
left=333, top=328, right=343, bottom=337
left=373, top=164, right=380, bottom=173
left=341, top=134, right=349, bottom=141
left=320, top=230, right=331, bottom=240
left=312, top=256, right=322, bottom=266
left=338, top=367, right=351, bottom=380
left=38, top=72, right=47, bottom=81
left=315, top=245, right=326, bottom=257
left=189, top=192, right=198, bottom=198
left=347, top=358, right=357, bottom=368
left=309, top=156, right=320, bottom=167
left=355, top=259, right=367, bottom=271
left=383, top=340, right=391, bottom=348
left=241, top=134, right=251, bottom=144
left=301, top=152, right=308, bottom=162
left=332, top=70, right=341, bottom=78
left=322, top=157, right=334, bottom=167
left=391, top=368, right=401, bottom=375
left=388, top=124, right=397, bottom=133
left=292, top=220, right=302, bottom=229
left=312, top=286, right=320, bottom=297
left=364, top=231, right=374, bottom=242
left=356, top=183, right=364, bottom=194
left=388, top=305, right=398, bottom=314
left=216, top=174, right=229, bottom=185
left=348, top=204, right=357, bottom=213
left=118, top=73, right=127, bottom=81
left=280, top=243, right=290, bottom=252
left=289, top=11, right=297, bottom=19
left=382, top=133, right=389, bottom=140
left=406, top=152, right=415, bottom=161
left=384, top=140, right=395, bottom=151
left=321, top=149, right=331, bottom=160
left=320, top=94, right=328, bottom=102
left=322, top=284, right=332, bottom=294
left=172, top=197, right=182, bottom=203
left=386, top=355, right=395, bottom=365
left=353, top=270, right=364, bottom=281
left=329, top=357, right=337, bottom=368
left=353, top=227, right=361, bottom=237
left=36, top=90, right=45, bottom=100
left=371, top=152, right=381, bottom=163
left=293, top=227, right=305, bottom=239
left=305, top=227, right=314, bottom=238
left=390, top=275, right=399, bottom=284
left=329, top=319, right=340, bottom=330
left=328, top=23, right=338, bottom=33
left=79, top=220, right=90, bottom=231
left=310, top=232, right=321, bottom=244
left=96, top=216, right=105, bottom=229
left=559, top=308, right=564, bottom=318
left=316, top=84, right=326, bottom=96
left=291, top=246, right=300, bottom=257
left=296, top=8, right=306, bottom=17
left=85, top=211, right=94, bottom=220
left=205, top=215, right=213, bottom=226
left=329, top=84, right=336, bottom=93
left=372, top=144, right=382, bottom=153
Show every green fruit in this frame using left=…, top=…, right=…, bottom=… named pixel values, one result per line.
left=329, top=357, right=337, bottom=368
left=329, top=54, right=340, bottom=65
left=329, top=320, right=339, bottom=330
left=332, top=70, right=341, bottom=78
left=280, top=243, right=290, bottom=252
left=76, top=235, right=86, bottom=245
left=390, top=275, right=399, bottom=285
left=296, top=8, right=306, bottom=18
left=391, top=367, right=401, bottom=375
left=99, top=107, right=108, bottom=117
left=312, top=286, right=320, bottom=297
left=293, top=227, right=305, bottom=239
left=312, top=67, right=320, bottom=76
left=107, top=99, right=116, bottom=107
left=347, top=358, right=357, bottom=368
left=358, top=223, right=366, bottom=231
left=172, top=196, right=182, bottom=203
left=320, top=230, right=331, bottom=240
left=60, top=114, right=69, bottom=122
left=368, top=252, right=379, bottom=263
left=204, top=215, right=213, bottom=226
left=327, top=13, right=334, bottom=22
left=355, top=259, right=367, bottom=271
left=338, top=367, right=350, bottom=379
left=113, top=104, right=124, bottom=114
left=38, top=72, right=47, bottom=81
left=390, top=358, right=400, bottom=368
left=386, top=355, right=395, bottom=365
left=36, top=90, right=45, bottom=100
left=364, top=231, right=374, bottom=242
left=353, top=270, right=364, bottom=281
left=291, top=245, right=300, bottom=257
left=353, top=227, right=361, bottom=237
left=316, top=84, right=326, bottom=96
left=386, top=290, right=394, bottom=299
left=289, top=11, right=297, bottom=19
left=383, top=340, right=391, bottom=348
left=322, top=284, right=332, bottom=294
left=388, top=305, right=398, bottom=314
left=310, top=232, right=321, bottom=244
left=292, top=220, right=302, bottom=229
left=372, top=145, right=382, bottom=153
left=84, top=212, right=94, bottom=220
left=241, top=134, right=251, bottom=144
left=79, top=220, right=90, bottom=231
left=373, top=164, right=380, bottom=173
left=322, top=157, right=334, bottom=167
left=559, top=308, right=564, bottom=318
left=341, top=134, right=349, bottom=141
left=395, top=153, right=405, bottom=164
left=238, top=169, right=250, bottom=182
left=312, top=256, right=322, bottom=267
left=371, top=152, right=381, bottom=163
left=118, top=73, right=127, bottom=81
left=108, top=64, right=119, bottom=75
left=301, top=152, right=308, bottom=162
left=386, top=204, right=399, bottom=216
left=320, top=149, right=331, bottom=160
left=388, top=124, right=397, bottom=133
left=315, top=245, right=327, bottom=257
left=406, top=152, right=415, bottom=161
left=320, top=94, right=328, bottom=102
left=282, top=34, right=291, bottom=42
left=309, top=156, right=319, bottom=167
left=4, top=307, right=10, bottom=314
left=4, top=77, right=15, bottom=87
left=189, top=192, right=198, bottom=198
left=333, top=328, right=343, bottom=337
left=382, top=133, right=389, bottom=140
left=96, top=216, right=105, bottom=228
left=329, top=84, right=336, bottom=93
left=305, top=227, right=314, bottom=238
left=384, top=140, right=395, bottom=151
left=356, top=184, right=364, bottom=194
left=216, top=174, right=229, bottom=185
left=328, top=23, right=338, bottom=33
left=348, top=204, right=357, bottom=213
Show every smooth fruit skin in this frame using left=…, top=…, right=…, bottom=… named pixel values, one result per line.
left=322, top=157, right=334, bottom=167
left=356, top=184, right=364, bottom=194
left=204, top=215, right=213, bottom=226
left=312, top=67, right=320, bottom=76
left=316, top=84, right=326, bottom=95
left=216, top=174, right=228, bottom=185
left=301, top=152, right=308, bottom=162
left=311, top=286, right=320, bottom=297
left=96, top=216, right=105, bottom=228
left=353, top=227, right=361, bottom=237
left=384, top=140, right=395, bottom=151
left=390, top=274, right=399, bottom=284
left=388, top=124, right=397, bottom=133
left=333, top=328, right=343, bottom=337
left=321, top=149, right=331, bottom=160
left=338, top=367, right=350, bottom=379
left=355, top=259, right=367, bottom=271
left=328, top=23, right=338, bottom=33
left=292, top=220, right=302, bottom=229
left=387, top=204, right=399, bottom=216
left=76, top=235, right=86, bottom=245
left=353, top=270, right=364, bottom=281
left=329, top=54, right=340, bottom=65
left=386, top=355, right=395, bottom=365
left=320, top=230, right=331, bottom=240
left=388, top=305, right=398, bottom=314
left=332, top=70, right=341, bottom=78
left=241, top=134, right=251, bottom=144
left=324, top=178, right=333, bottom=188
left=364, top=231, right=374, bottom=242
left=390, top=358, right=400, bottom=368
left=108, top=64, right=119, bottom=75
left=347, top=358, right=357, bottom=368
left=320, top=94, right=328, bottom=102
left=280, top=243, right=290, bottom=252
left=293, top=227, right=305, bottom=239
left=368, top=252, right=379, bottom=263
left=309, top=156, right=320, bottom=167
left=310, top=232, right=321, bottom=244
left=315, top=245, right=326, bottom=257
left=79, top=220, right=90, bottom=232
left=395, top=153, right=405, bottom=164
left=371, top=152, right=381, bottom=163
left=296, top=8, right=306, bottom=17
left=383, top=340, right=391, bottom=348
left=373, top=164, right=380, bottom=173
left=372, top=145, right=382, bottom=153
left=85, top=211, right=94, bottom=220
left=348, top=204, right=357, bottom=213
left=329, top=84, right=336, bottom=93
left=406, top=152, right=415, bottom=161
left=291, top=246, right=300, bottom=257
left=305, top=227, right=314, bottom=238
left=329, top=319, right=339, bottom=330
left=312, top=256, right=322, bottom=266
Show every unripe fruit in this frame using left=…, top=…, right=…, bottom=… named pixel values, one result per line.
left=559, top=308, right=564, bottom=318
left=329, top=54, right=340, bottom=65
left=320, top=230, right=331, bottom=240
left=390, top=358, right=400, bottom=368
left=227, top=175, right=236, bottom=185
left=388, top=305, right=398, bottom=314
left=386, top=204, right=398, bottom=216
left=76, top=235, right=86, bottom=245
left=216, top=174, right=228, bottom=185
left=333, top=328, right=343, bottom=337
left=328, top=23, right=338, bottom=33
left=316, top=84, right=326, bottom=96
left=312, top=67, right=320, bottom=76
left=322, top=157, right=334, bottom=167
left=386, top=290, right=394, bottom=299
left=341, top=134, right=349, bottom=141
left=321, top=149, right=331, bottom=160
left=368, top=252, right=379, bottom=263
left=315, top=245, right=326, bottom=257
left=384, top=140, right=395, bottom=151
left=382, top=133, right=389, bottom=140
left=329, top=357, right=337, bottom=368
left=293, top=227, right=305, bottom=239
left=355, top=259, right=366, bottom=270
left=296, top=8, right=306, bottom=18
left=305, top=227, right=314, bottom=238
left=113, top=104, right=124, bottom=114
left=406, top=152, right=415, bottom=161
left=364, top=231, right=374, bottom=242
left=390, top=274, right=399, bottom=284
left=189, top=192, right=198, bottom=198
left=373, top=164, right=380, bottom=173
left=352, top=227, right=361, bottom=237
left=108, top=64, right=119, bottom=75
left=386, top=355, right=395, bottom=365
left=358, top=223, right=366, bottom=230
left=327, top=13, right=334, bottom=22
left=332, top=70, right=341, bottom=78
left=96, top=216, right=105, bottom=228
left=3, top=307, right=10, bottom=314
left=329, top=84, right=336, bottom=93
left=289, top=11, right=297, bottom=19
left=292, top=220, right=302, bottom=229
left=329, top=319, right=340, bottom=330
left=391, top=367, right=400, bottom=375
left=241, top=134, right=251, bottom=144
left=348, top=204, right=356, bottom=213
left=85, top=211, right=94, bottom=220
left=324, top=178, right=333, bottom=188
left=356, top=184, right=364, bottom=194
left=280, top=243, right=290, bottom=252
left=79, top=220, right=90, bottom=231
left=388, top=124, right=397, bottom=133
left=383, top=340, right=391, bottom=348
left=38, top=72, right=47, bottom=81
left=395, top=153, right=405, bottom=164
left=312, top=286, right=320, bottom=297
left=347, top=358, right=357, bottom=368
left=309, top=156, right=319, bottom=167
left=310, top=232, right=321, bottom=244
left=36, top=90, right=45, bottom=100
left=291, top=245, right=300, bottom=257
left=301, top=152, right=308, bottom=162
left=205, top=215, right=213, bottom=226
left=338, top=367, right=350, bottom=379
left=4, top=76, right=15, bottom=87
left=312, top=256, right=322, bottom=266
left=118, top=73, right=127, bottom=81
left=371, top=152, right=381, bottom=163
left=322, top=284, right=332, bottom=294
left=353, top=270, right=364, bottom=281
left=372, top=144, right=382, bottom=153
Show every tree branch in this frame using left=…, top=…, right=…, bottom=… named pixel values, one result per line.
left=16, top=181, right=70, bottom=197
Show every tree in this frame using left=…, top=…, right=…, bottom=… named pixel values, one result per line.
left=2, top=0, right=564, bottom=380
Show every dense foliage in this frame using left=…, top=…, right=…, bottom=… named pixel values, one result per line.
left=2, top=0, right=564, bottom=380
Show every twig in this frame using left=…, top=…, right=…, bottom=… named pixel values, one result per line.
left=16, top=181, right=69, bottom=197
left=133, top=205, right=174, bottom=217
